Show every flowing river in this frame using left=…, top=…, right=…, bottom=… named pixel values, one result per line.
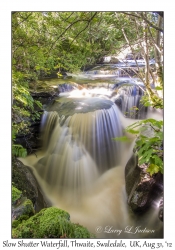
left=20, top=68, right=163, bottom=239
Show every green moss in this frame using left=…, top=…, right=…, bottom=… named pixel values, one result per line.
left=73, top=223, right=95, bottom=238
left=12, top=215, right=30, bottom=228
left=12, top=186, right=22, bottom=204
left=12, top=220, right=21, bottom=228
left=21, top=199, right=35, bottom=216
left=12, top=207, right=93, bottom=238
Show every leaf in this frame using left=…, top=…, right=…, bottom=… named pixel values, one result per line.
left=151, top=155, right=163, bottom=166
left=125, top=128, right=139, bottom=134
left=34, top=100, right=43, bottom=109
left=155, top=86, right=163, bottom=90
left=112, top=136, right=131, bottom=142
left=143, top=148, right=154, bottom=162
left=12, top=144, right=27, bottom=157
left=126, top=121, right=141, bottom=129
left=137, top=142, right=148, bottom=152
left=147, top=164, right=160, bottom=176
left=130, top=106, right=139, bottom=110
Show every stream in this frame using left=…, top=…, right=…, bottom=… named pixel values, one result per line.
left=19, top=65, right=163, bottom=239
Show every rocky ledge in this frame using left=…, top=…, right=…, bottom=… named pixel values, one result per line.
left=125, top=154, right=163, bottom=220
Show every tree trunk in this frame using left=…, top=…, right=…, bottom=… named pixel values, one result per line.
left=154, top=15, right=163, bottom=97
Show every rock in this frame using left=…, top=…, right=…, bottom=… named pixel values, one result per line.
left=112, top=84, right=147, bottom=119
left=114, top=97, right=122, bottom=110
left=31, top=91, right=58, bottom=98
left=110, top=56, right=120, bottom=64
left=12, top=159, right=48, bottom=212
left=38, top=69, right=59, bottom=79
left=12, top=197, right=35, bottom=221
left=12, top=207, right=94, bottom=238
left=12, top=186, right=35, bottom=225
left=58, top=83, right=76, bottom=93
left=125, top=154, right=163, bottom=213
left=98, top=56, right=120, bottom=64
left=125, top=53, right=134, bottom=60
left=15, top=123, right=42, bottom=154
left=31, top=87, right=60, bottom=108
left=15, top=110, right=43, bottom=154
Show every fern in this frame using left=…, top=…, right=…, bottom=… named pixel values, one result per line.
left=12, top=144, right=27, bottom=157
left=12, top=127, right=27, bottom=158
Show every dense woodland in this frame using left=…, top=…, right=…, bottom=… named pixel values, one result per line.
left=12, top=11, right=163, bottom=175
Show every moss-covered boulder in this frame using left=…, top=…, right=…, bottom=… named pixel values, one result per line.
left=12, top=198, right=35, bottom=221
left=12, top=207, right=94, bottom=238
left=12, top=185, right=35, bottom=222
left=12, top=215, right=30, bottom=228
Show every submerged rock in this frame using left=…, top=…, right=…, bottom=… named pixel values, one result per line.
left=12, top=207, right=94, bottom=238
left=125, top=154, right=163, bottom=213
left=58, top=83, right=76, bottom=92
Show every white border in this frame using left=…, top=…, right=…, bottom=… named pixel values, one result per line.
left=0, top=1, right=175, bottom=248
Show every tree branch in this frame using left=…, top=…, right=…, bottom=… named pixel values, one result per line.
left=140, top=13, right=163, bottom=33
left=12, top=12, right=33, bottom=30
left=47, top=12, right=98, bottom=53
left=69, top=12, right=98, bottom=48
left=122, top=12, right=163, bottom=32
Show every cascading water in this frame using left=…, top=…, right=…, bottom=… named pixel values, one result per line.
left=112, top=84, right=147, bottom=119
left=19, top=73, right=163, bottom=239
left=33, top=99, right=123, bottom=202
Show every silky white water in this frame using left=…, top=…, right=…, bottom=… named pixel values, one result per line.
left=19, top=88, right=163, bottom=239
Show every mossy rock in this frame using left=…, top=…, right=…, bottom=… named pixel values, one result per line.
left=12, top=215, right=30, bottom=228
left=12, top=207, right=94, bottom=238
left=12, top=198, right=35, bottom=221
left=12, top=159, right=48, bottom=212
left=12, top=186, right=22, bottom=205
left=12, top=160, right=38, bottom=204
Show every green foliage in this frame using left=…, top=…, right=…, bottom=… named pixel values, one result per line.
left=12, top=11, right=130, bottom=157
left=12, top=70, right=43, bottom=157
left=125, top=118, right=163, bottom=175
left=12, top=127, right=27, bottom=158
left=155, top=86, right=163, bottom=91
left=114, top=117, right=163, bottom=176
left=113, top=136, right=132, bottom=142
left=141, top=93, right=163, bottom=109
left=12, top=207, right=94, bottom=238
left=12, top=144, right=27, bottom=158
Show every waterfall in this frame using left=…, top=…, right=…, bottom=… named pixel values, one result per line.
left=34, top=99, right=123, bottom=203
left=19, top=85, right=163, bottom=239
left=40, top=111, right=60, bottom=149
left=66, top=104, right=123, bottom=173
left=113, top=84, right=147, bottom=119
